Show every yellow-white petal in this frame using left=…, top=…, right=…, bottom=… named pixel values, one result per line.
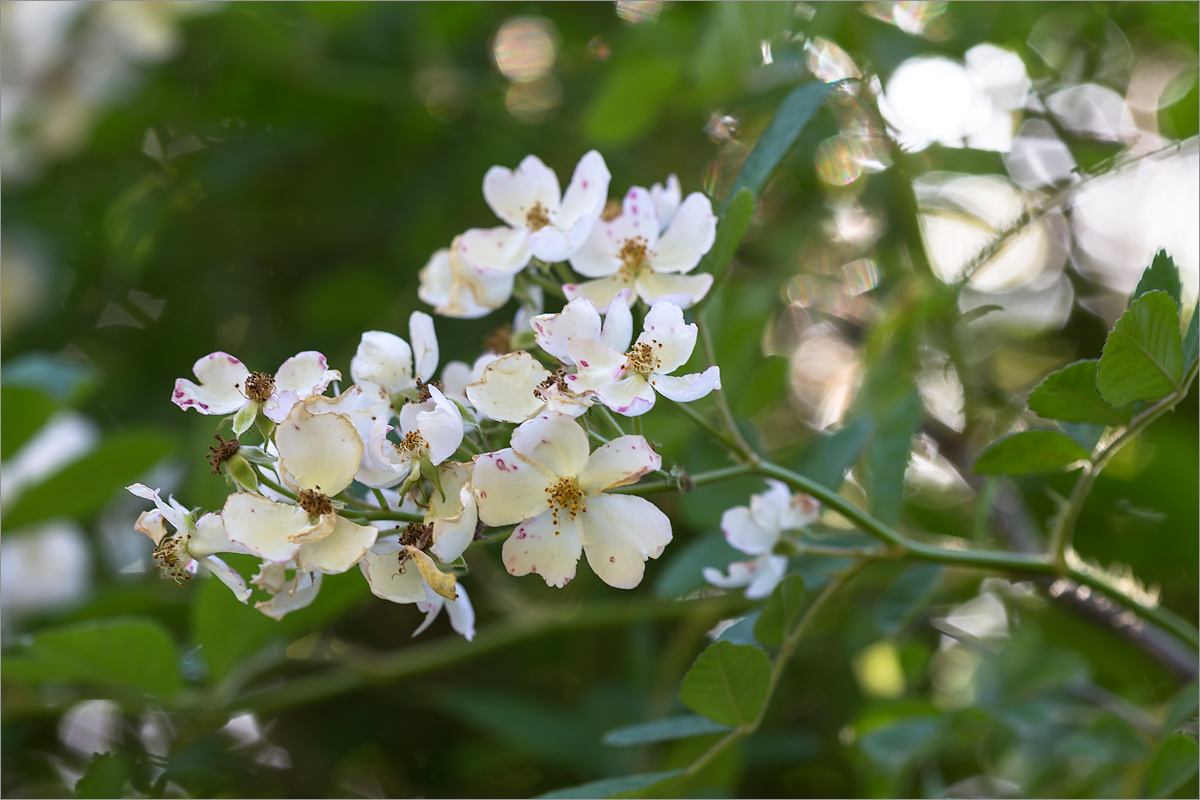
left=360, top=540, right=427, bottom=604
left=501, top=510, right=583, bottom=588
left=296, top=516, right=378, bottom=574
left=276, top=404, right=363, bottom=496
left=464, top=351, right=548, bottom=424
left=256, top=570, right=322, bottom=620
left=223, top=493, right=326, bottom=563
left=579, top=494, right=672, bottom=589
left=405, top=546, right=457, bottom=600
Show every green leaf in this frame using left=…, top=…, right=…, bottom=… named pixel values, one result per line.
left=2, top=430, right=173, bottom=530
left=602, top=714, right=731, bottom=746
left=754, top=574, right=807, bottom=646
left=1133, top=250, right=1182, bottom=308
left=1183, top=302, right=1198, bottom=369
left=696, top=188, right=754, bottom=295
left=0, top=385, right=59, bottom=460
left=1028, top=360, right=1129, bottom=426
left=75, top=751, right=133, bottom=799
left=583, top=56, right=683, bottom=146
left=974, top=430, right=1090, bottom=475
left=1097, top=291, right=1184, bottom=406
left=858, top=715, right=946, bottom=773
left=728, top=81, right=834, bottom=201
left=680, top=640, right=771, bottom=726
left=716, top=609, right=762, bottom=646
left=536, top=769, right=686, bottom=800
left=1162, top=680, right=1198, bottom=736
left=1148, top=734, right=1199, bottom=798
left=15, top=617, right=182, bottom=696
left=875, top=562, right=943, bottom=636
left=868, top=389, right=921, bottom=525
left=791, top=416, right=873, bottom=491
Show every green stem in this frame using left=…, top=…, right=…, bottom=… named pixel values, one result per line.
left=371, top=488, right=390, bottom=511
left=613, top=464, right=758, bottom=496
left=255, top=470, right=295, bottom=500
left=695, top=313, right=754, bottom=461
left=342, top=509, right=425, bottom=523
left=594, top=405, right=627, bottom=439
left=675, top=400, right=745, bottom=457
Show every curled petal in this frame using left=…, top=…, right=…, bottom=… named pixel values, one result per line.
left=256, top=570, right=322, bottom=620
left=638, top=301, right=697, bottom=374
left=427, top=463, right=477, bottom=564
left=172, top=352, right=250, bottom=415
left=473, top=448, right=554, bottom=526
left=135, top=510, right=169, bottom=546
left=274, top=351, right=339, bottom=398
left=414, top=386, right=465, bottom=466
left=465, top=351, right=548, bottom=424
left=531, top=297, right=602, bottom=364
left=501, top=510, right=583, bottom=588
left=419, top=244, right=515, bottom=319
left=195, top=555, right=251, bottom=603
left=276, top=405, right=363, bottom=496
left=598, top=375, right=657, bottom=417
left=360, top=539, right=428, bottom=604
left=649, top=192, right=716, bottom=274
left=406, top=545, right=457, bottom=600
left=251, top=561, right=287, bottom=594
left=651, top=366, right=721, bottom=403
left=127, top=483, right=187, bottom=533
left=579, top=494, right=672, bottom=589
left=634, top=270, right=713, bottom=309
left=351, top=331, right=413, bottom=394
left=296, top=516, right=378, bottom=574
left=578, top=435, right=661, bottom=495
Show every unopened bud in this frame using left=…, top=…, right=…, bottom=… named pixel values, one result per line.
left=225, top=453, right=260, bottom=493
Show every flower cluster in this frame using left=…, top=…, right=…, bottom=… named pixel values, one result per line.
left=131, top=150, right=727, bottom=642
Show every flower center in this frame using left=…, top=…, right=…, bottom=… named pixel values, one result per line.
left=243, top=371, right=276, bottom=403
left=545, top=476, right=586, bottom=525
left=153, top=534, right=192, bottom=585
left=396, top=522, right=433, bottom=572
left=525, top=202, right=551, bottom=232
left=207, top=433, right=241, bottom=475
left=600, top=199, right=623, bottom=222
left=623, top=341, right=660, bottom=375
left=297, top=488, right=333, bottom=517
left=618, top=236, right=649, bottom=276
left=400, top=430, right=428, bottom=453
left=533, top=369, right=571, bottom=400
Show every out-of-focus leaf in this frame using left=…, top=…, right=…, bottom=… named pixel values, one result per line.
left=1133, top=250, right=1182, bottom=308
left=2, top=353, right=98, bottom=403
left=754, top=574, right=806, bottom=646
left=1057, top=717, right=1148, bottom=763
left=857, top=715, right=946, bottom=773
left=1028, top=360, right=1129, bottom=426
left=1097, top=291, right=1183, bottom=406
left=1061, top=421, right=1106, bottom=452
left=1162, top=680, right=1199, bottom=736
left=973, top=430, right=1090, bottom=475
left=791, top=416, right=873, bottom=491
left=2, top=430, right=173, bottom=530
left=653, top=531, right=743, bottom=599
left=583, top=56, right=682, bottom=146
left=875, top=562, right=943, bottom=636
left=728, top=81, right=834, bottom=202
left=1183, top=302, right=1198, bottom=368
left=697, top=188, right=755, bottom=297
left=717, top=609, right=762, bottom=646
left=535, top=769, right=685, bottom=800
left=680, top=640, right=770, bottom=726
left=75, top=751, right=134, bottom=799
left=1147, top=734, right=1199, bottom=798
left=0, top=385, right=59, bottom=459
left=868, top=389, right=920, bottom=525
left=602, top=714, right=730, bottom=747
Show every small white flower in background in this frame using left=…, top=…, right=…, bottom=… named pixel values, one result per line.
left=127, top=483, right=252, bottom=602
left=458, top=151, right=611, bottom=274
left=650, top=174, right=681, bottom=231
left=564, top=185, right=717, bottom=309
left=570, top=300, right=721, bottom=417
left=172, top=350, right=340, bottom=435
left=419, top=235, right=515, bottom=319
left=703, top=480, right=820, bottom=599
left=474, top=414, right=670, bottom=589
left=350, top=312, right=439, bottom=407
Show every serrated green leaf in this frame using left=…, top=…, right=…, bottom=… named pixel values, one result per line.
left=754, top=574, right=807, bottom=646
left=18, top=617, right=182, bottom=696
left=1097, top=291, right=1183, bottom=406
left=1148, top=734, right=1199, bottom=798
left=1028, top=360, right=1129, bottom=426
left=602, top=714, right=730, bottom=747
left=0, top=385, right=59, bottom=460
left=728, top=81, right=833, bottom=201
left=536, top=769, right=686, bottom=800
left=680, top=640, right=771, bottom=726
left=1183, top=302, right=1198, bottom=368
left=974, top=430, right=1091, bottom=475
left=1133, top=250, right=1182, bottom=308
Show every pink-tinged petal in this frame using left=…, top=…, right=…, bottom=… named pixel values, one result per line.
left=609, top=186, right=662, bottom=248
left=473, top=448, right=554, bottom=526
left=567, top=337, right=626, bottom=380
left=637, top=301, right=697, bottom=374
left=351, top=331, right=414, bottom=394
left=650, top=174, right=681, bottom=230
left=501, top=510, right=583, bottom=588
left=530, top=297, right=602, bottom=364
left=296, top=516, right=378, bottom=574
left=459, top=225, right=533, bottom=275
left=599, top=289, right=634, bottom=352
left=578, top=435, right=661, bottom=495
left=222, top=493, right=312, bottom=562
left=409, top=312, right=439, bottom=383
left=441, top=582, right=476, bottom=641
left=510, top=413, right=590, bottom=478
left=256, top=570, right=322, bottom=620
left=274, top=351, right=339, bottom=398
left=190, top=512, right=250, bottom=558
left=634, top=270, right=713, bottom=309
left=360, top=539, right=428, bottom=604
left=649, top=192, right=716, bottom=273
left=195, top=555, right=251, bottom=603
left=134, top=510, right=169, bottom=546
left=598, top=375, right=657, bottom=417
left=746, top=555, right=788, bottom=600
left=651, top=366, right=721, bottom=403
left=464, top=351, right=548, bottom=424
left=127, top=483, right=187, bottom=532
left=568, top=221, right=623, bottom=278
left=276, top=405, right=363, bottom=496
left=414, top=386, right=465, bottom=466
left=262, top=390, right=299, bottom=424
left=720, top=505, right=778, bottom=556
left=172, top=351, right=250, bottom=415
left=563, top=274, right=638, bottom=310
left=483, top=155, right=561, bottom=229
left=579, top=494, right=672, bottom=589
left=556, top=150, right=610, bottom=230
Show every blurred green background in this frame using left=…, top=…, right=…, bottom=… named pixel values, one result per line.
left=2, top=2, right=1197, bottom=797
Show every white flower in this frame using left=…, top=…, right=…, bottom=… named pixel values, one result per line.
left=222, top=404, right=378, bottom=574
left=424, top=462, right=478, bottom=564
left=419, top=236, right=515, bottom=319
left=441, top=353, right=502, bottom=404
left=350, top=312, right=439, bottom=401
left=362, top=384, right=464, bottom=489
left=252, top=566, right=323, bottom=620
left=359, top=531, right=475, bottom=640
left=564, top=185, right=717, bottom=309
left=530, top=290, right=633, bottom=367
left=172, top=351, right=340, bottom=435
left=650, top=174, right=682, bottom=231
left=474, top=414, right=670, bottom=589
left=703, top=480, right=820, bottom=599
left=458, top=151, right=611, bottom=274
left=569, top=301, right=721, bottom=417
left=465, top=351, right=592, bottom=423
left=127, top=483, right=251, bottom=602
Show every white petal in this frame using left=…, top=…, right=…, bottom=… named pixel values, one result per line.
left=195, top=555, right=251, bottom=603
left=598, top=375, right=657, bottom=417
left=127, top=483, right=187, bottom=532
left=223, top=493, right=317, bottom=562
left=274, top=351, right=339, bottom=398
left=610, top=186, right=661, bottom=247
left=563, top=274, right=638, bottom=310
left=440, top=360, right=475, bottom=400
left=650, top=193, right=716, bottom=273
left=501, top=510, right=583, bottom=588
left=483, top=155, right=561, bottom=229
left=296, top=516, right=378, bottom=574
left=459, top=225, right=533, bottom=275
left=555, top=150, right=610, bottom=231
left=420, top=245, right=509, bottom=319
left=530, top=297, right=602, bottom=364
left=638, top=301, right=697, bottom=374
left=251, top=561, right=287, bottom=594
left=720, top=505, right=778, bottom=556
left=360, top=540, right=428, bottom=604
left=703, top=561, right=754, bottom=590
left=409, top=312, right=439, bottom=383
left=473, top=448, right=553, bottom=526
left=442, top=582, right=476, bottom=641
left=358, top=416, right=412, bottom=489
left=465, top=351, right=547, bottom=424
left=510, top=413, right=590, bottom=478
left=172, top=352, right=250, bottom=415
left=276, top=405, right=363, bottom=496
left=540, top=384, right=594, bottom=417
left=650, top=174, right=681, bottom=230
left=746, top=555, right=788, bottom=600
left=568, top=220, right=623, bottom=278
left=577, top=435, right=661, bottom=495
left=415, top=386, right=464, bottom=465
left=256, top=570, right=322, bottom=620
left=651, top=366, right=721, bottom=403
left=599, top=289, right=634, bottom=351
left=427, top=463, right=477, bottom=563
left=579, top=494, right=672, bottom=589
left=634, top=271, right=713, bottom=308
left=351, top=331, right=414, bottom=394
left=412, top=588, right=444, bottom=638
left=567, top=337, right=626, bottom=385
left=134, top=509, right=168, bottom=546
left=190, top=512, right=249, bottom=558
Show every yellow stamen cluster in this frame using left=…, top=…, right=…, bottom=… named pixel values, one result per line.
left=534, top=369, right=571, bottom=400
left=297, top=488, right=333, bottom=517
left=243, top=371, right=276, bottom=403
left=546, top=476, right=586, bottom=527
left=153, top=534, right=192, bottom=585
left=400, top=430, right=428, bottom=453
left=525, top=202, right=551, bottom=231
left=618, top=236, right=649, bottom=276
left=624, top=341, right=660, bottom=375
